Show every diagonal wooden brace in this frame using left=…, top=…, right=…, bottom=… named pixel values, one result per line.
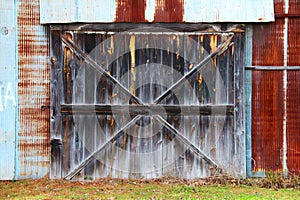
left=153, top=115, right=222, bottom=172
left=153, top=35, right=234, bottom=104
left=64, top=115, right=142, bottom=180
left=61, top=34, right=144, bottom=105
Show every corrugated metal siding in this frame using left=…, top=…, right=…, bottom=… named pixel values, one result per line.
left=251, top=0, right=300, bottom=175
left=289, top=0, right=300, bottom=15
left=17, top=0, right=50, bottom=179
left=252, top=20, right=285, bottom=172
left=154, top=0, right=184, bottom=22
left=274, top=0, right=285, bottom=15
left=0, top=0, right=17, bottom=180
left=116, top=0, right=146, bottom=22
left=39, top=0, right=274, bottom=24
left=287, top=17, right=300, bottom=174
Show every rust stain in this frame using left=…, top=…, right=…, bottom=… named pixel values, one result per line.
left=286, top=70, right=300, bottom=174
left=288, top=18, right=300, bottom=66
left=116, top=0, right=146, bottom=22
left=18, top=0, right=50, bottom=178
left=289, top=0, right=300, bottom=15
left=287, top=18, right=300, bottom=174
left=251, top=20, right=285, bottom=172
left=274, top=0, right=285, bottom=15
left=251, top=71, right=284, bottom=172
left=252, top=19, right=285, bottom=66
left=154, top=0, right=184, bottom=22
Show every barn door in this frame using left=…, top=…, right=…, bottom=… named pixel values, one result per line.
left=50, top=25, right=244, bottom=180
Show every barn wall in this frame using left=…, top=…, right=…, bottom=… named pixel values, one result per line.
left=1, top=0, right=300, bottom=180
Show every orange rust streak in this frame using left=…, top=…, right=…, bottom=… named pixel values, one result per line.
left=251, top=20, right=285, bottom=172
left=286, top=18, right=300, bottom=174
left=154, top=0, right=184, bottom=22
left=116, top=0, right=146, bottom=22
left=18, top=0, right=50, bottom=177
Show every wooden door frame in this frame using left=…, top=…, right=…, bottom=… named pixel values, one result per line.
left=50, top=23, right=245, bottom=179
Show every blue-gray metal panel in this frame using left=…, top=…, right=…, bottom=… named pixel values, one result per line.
left=40, top=0, right=77, bottom=24
left=0, top=0, right=17, bottom=180
left=244, top=25, right=252, bottom=177
left=39, top=0, right=274, bottom=24
left=184, top=0, right=274, bottom=22
left=40, top=0, right=116, bottom=24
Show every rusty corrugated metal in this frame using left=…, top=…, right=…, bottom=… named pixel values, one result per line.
left=289, top=0, right=300, bottom=15
left=251, top=20, right=285, bottom=172
left=39, top=0, right=274, bottom=24
left=17, top=0, right=50, bottom=179
left=286, top=18, right=300, bottom=174
left=116, top=0, right=146, bottom=22
left=274, top=0, right=285, bottom=15
left=154, top=0, right=184, bottom=22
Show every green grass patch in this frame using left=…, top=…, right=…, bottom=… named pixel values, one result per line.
left=0, top=177, right=299, bottom=200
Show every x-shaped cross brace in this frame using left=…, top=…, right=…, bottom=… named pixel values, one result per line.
left=62, top=34, right=233, bottom=180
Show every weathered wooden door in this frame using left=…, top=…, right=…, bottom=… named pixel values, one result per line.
left=50, top=25, right=244, bottom=180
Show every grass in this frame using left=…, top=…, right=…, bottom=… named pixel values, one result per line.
left=0, top=177, right=299, bottom=199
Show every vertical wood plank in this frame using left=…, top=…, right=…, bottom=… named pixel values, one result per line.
left=50, top=30, right=63, bottom=179
left=233, top=33, right=245, bottom=177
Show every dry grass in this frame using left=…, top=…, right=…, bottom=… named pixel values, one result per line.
left=0, top=175, right=299, bottom=199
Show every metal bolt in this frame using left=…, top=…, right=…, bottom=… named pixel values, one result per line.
left=1, top=27, right=8, bottom=35
left=50, top=57, right=57, bottom=64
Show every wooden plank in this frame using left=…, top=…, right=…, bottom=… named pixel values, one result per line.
left=50, top=23, right=245, bottom=33
left=233, top=33, right=246, bottom=177
left=50, top=30, right=63, bottom=179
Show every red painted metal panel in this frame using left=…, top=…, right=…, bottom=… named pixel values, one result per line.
left=17, top=0, right=50, bottom=178
left=116, top=0, right=146, bottom=22
left=251, top=20, right=285, bottom=172
left=287, top=18, right=300, bottom=175
left=154, top=0, right=184, bottom=22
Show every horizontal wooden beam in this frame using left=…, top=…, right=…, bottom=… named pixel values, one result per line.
left=51, top=23, right=245, bottom=33
left=61, top=104, right=234, bottom=116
